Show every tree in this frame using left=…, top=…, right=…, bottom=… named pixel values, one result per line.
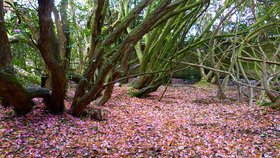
left=69, top=0, right=209, bottom=116
left=0, top=0, right=50, bottom=114
left=130, top=0, right=210, bottom=97
left=1, top=0, right=279, bottom=117
left=37, top=0, right=68, bottom=114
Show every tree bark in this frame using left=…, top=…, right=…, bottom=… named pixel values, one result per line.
left=60, top=0, right=71, bottom=71
left=0, top=0, right=12, bottom=68
left=131, top=81, right=162, bottom=98
left=0, top=72, right=34, bottom=114
left=38, top=0, right=66, bottom=114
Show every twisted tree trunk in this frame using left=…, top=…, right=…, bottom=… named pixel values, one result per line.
left=38, top=0, right=66, bottom=114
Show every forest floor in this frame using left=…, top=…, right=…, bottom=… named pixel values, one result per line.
left=0, top=83, right=279, bottom=157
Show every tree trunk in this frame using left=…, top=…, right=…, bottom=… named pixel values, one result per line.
left=131, top=80, right=162, bottom=98
left=0, top=0, right=12, bottom=68
left=0, top=72, right=34, bottom=114
left=0, top=1, right=34, bottom=114
left=70, top=0, right=207, bottom=117
left=97, top=70, right=120, bottom=106
left=38, top=0, right=66, bottom=114
left=60, top=0, right=71, bottom=71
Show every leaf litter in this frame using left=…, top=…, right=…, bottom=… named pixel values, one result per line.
left=0, top=84, right=279, bottom=157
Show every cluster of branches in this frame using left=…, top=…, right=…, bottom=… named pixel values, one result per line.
left=0, top=0, right=279, bottom=118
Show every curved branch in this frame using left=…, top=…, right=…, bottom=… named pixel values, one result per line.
left=26, top=87, right=51, bottom=99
